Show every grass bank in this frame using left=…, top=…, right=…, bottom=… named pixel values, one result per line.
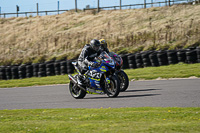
left=0, top=107, right=200, bottom=133
left=0, top=63, right=199, bottom=88
left=1, top=4, right=200, bottom=65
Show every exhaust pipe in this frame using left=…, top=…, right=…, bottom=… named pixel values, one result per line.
left=68, top=74, right=86, bottom=92
left=68, top=74, right=77, bottom=84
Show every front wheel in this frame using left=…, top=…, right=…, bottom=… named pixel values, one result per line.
left=117, top=70, right=129, bottom=92
left=105, top=75, right=120, bottom=97
left=69, top=80, right=86, bottom=99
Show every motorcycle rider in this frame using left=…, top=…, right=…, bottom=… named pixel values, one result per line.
left=77, top=39, right=101, bottom=85
left=99, top=39, right=109, bottom=53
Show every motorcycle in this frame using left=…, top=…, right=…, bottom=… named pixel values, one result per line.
left=68, top=51, right=120, bottom=99
left=108, top=52, right=129, bottom=92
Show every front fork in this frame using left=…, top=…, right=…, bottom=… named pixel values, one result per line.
left=104, top=74, right=111, bottom=88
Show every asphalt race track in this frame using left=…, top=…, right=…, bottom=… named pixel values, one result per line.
left=0, top=78, right=199, bottom=110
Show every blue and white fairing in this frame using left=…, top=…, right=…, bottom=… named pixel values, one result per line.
left=86, top=51, right=115, bottom=92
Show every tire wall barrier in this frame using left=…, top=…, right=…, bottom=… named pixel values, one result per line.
left=67, top=60, right=75, bottom=74
left=121, top=54, right=129, bottom=69
left=0, top=59, right=75, bottom=80
left=128, top=54, right=137, bottom=69
left=141, top=51, right=152, bottom=67
left=197, top=47, right=200, bottom=63
left=0, top=47, right=200, bottom=80
left=60, top=61, right=67, bottom=75
left=125, top=47, right=200, bottom=69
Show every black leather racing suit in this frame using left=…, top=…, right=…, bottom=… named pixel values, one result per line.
left=78, top=44, right=100, bottom=74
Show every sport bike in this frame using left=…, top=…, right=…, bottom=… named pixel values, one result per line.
left=68, top=51, right=120, bottom=99
left=108, top=52, right=129, bottom=92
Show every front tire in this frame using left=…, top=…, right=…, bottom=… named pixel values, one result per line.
left=69, top=79, right=86, bottom=99
left=105, top=75, right=120, bottom=97
left=117, top=70, right=129, bottom=92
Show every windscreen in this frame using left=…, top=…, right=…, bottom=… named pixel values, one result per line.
left=99, top=51, right=112, bottom=60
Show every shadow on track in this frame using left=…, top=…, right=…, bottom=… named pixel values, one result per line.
left=117, top=93, right=161, bottom=98
left=125, top=89, right=161, bottom=93
left=84, top=88, right=161, bottom=99
left=85, top=93, right=161, bottom=99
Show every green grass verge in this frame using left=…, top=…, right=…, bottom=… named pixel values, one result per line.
left=126, top=63, right=200, bottom=80
left=0, top=75, right=69, bottom=88
left=0, top=63, right=199, bottom=88
left=0, top=107, right=200, bottom=133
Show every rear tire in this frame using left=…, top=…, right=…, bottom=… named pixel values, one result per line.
left=105, top=75, right=120, bottom=97
left=117, top=70, right=129, bottom=92
left=69, top=75, right=86, bottom=99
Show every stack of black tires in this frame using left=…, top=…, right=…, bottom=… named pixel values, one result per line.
left=141, top=51, right=152, bottom=67
left=33, top=63, right=39, bottom=77
left=135, top=53, right=143, bottom=68
left=5, top=66, right=12, bottom=80
left=46, top=61, right=55, bottom=76
left=157, top=50, right=168, bottom=66
left=119, top=54, right=129, bottom=69
left=38, top=63, right=46, bottom=77
left=197, top=47, right=200, bottom=63
left=11, top=66, right=19, bottom=79
left=18, top=65, right=26, bottom=79
left=26, top=65, right=33, bottom=78
left=149, top=52, right=159, bottom=67
left=60, top=61, right=67, bottom=75
left=54, top=62, right=61, bottom=75
left=177, top=50, right=186, bottom=63
left=67, top=60, right=75, bottom=74
left=128, top=54, right=137, bottom=69
left=186, top=48, right=197, bottom=63
left=167, top=50, right=178, bottom=64
left=0, top=66, right=6, bottom=80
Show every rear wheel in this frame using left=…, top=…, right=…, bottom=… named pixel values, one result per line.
left=117, top=70, right=129, bottom=92
left=105, top=75, right=120, bottom=97
left=69, top=76, right=86, bottom=99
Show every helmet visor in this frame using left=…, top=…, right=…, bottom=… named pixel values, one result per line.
left=93, top=45, right=100, bottom=52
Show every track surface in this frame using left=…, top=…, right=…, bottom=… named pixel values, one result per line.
left=0, top=79, right=200, bottom=110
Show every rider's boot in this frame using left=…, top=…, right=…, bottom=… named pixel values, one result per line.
left=77, top=74, right=86, bottom=86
